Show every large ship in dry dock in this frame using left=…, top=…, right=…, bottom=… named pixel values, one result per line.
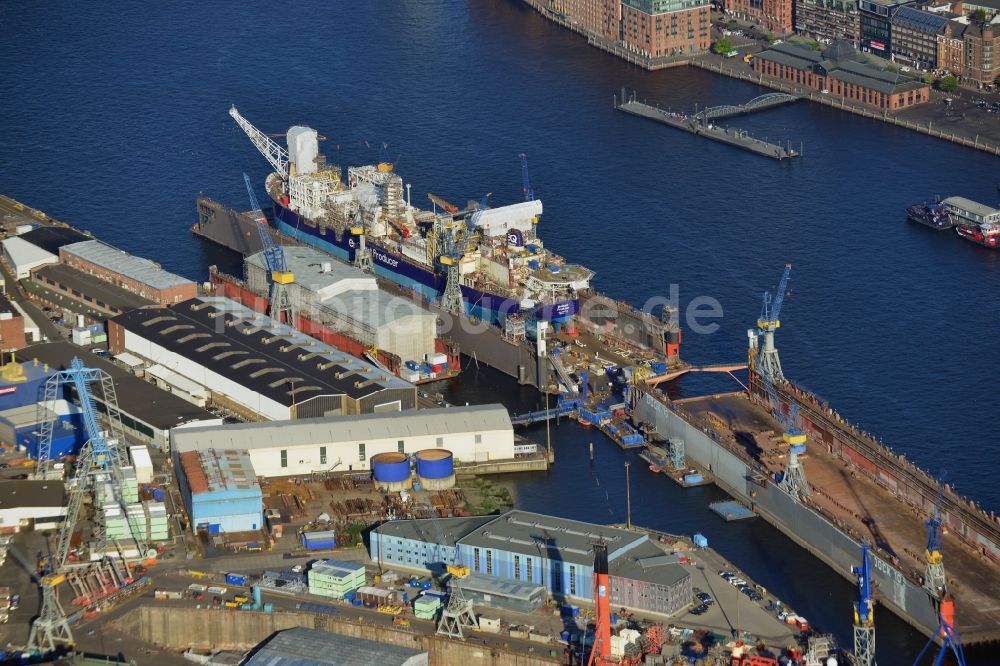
left=195, top=108, right=683, bottom=389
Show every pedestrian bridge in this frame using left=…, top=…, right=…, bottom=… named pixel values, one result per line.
left=693, top=93, right=799, bottom=121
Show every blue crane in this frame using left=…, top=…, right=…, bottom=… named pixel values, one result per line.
left=243, top=173, right=295, bottom=323
left=756, top=263, right=792, bottom=382
left=519, top=152, right=534, bottom=201
left=852, top=542, right=876, bottom=666
left=911, top=591, right=966, bottom=666
left=924, top=470, right=948, bottom=594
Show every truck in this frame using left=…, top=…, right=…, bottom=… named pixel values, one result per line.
left=187, top=583, right=207, bottom=593
left=207, top=586, right=228, bottom=596
left=154, top=590, right=183, bottom=600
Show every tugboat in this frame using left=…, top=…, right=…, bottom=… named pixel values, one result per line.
left=906, top=200, right=952, bottom=230
left=955, top=222, right=1000, bottom=248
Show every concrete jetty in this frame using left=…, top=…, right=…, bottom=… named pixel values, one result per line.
left=616, top=95, right=801, bottom=161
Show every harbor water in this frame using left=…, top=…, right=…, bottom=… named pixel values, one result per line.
left=1, top=1, right=997, bottom=662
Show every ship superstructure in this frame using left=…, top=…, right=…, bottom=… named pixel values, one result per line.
left=230, top=107, right=592, bottom=328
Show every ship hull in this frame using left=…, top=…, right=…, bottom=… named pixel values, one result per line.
left=955, top=225, right=1000, bottom=248
left=271, top=198, right=579, bottom=324
left=905, top=205, right=951, bottom=230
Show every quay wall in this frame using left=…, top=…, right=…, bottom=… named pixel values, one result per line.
left=634, top=391, right=940, bottom=639
left=115, top=605, right=560, bottom=666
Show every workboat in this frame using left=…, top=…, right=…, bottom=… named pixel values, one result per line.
left=955, top=222, right=1000, bottom=248
left=906, top=202, right=952, bottom=230
left=230, top=108, right=592, bottom=332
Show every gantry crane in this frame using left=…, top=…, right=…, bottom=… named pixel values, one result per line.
left=852, top=542, right=876, bottom=666
left=27, top=357, right=146, bottom=655
left=230, top=106, right=289, bottom=177
left=750, top=336, right=809, bottom=500
left=756, top=263, right=791, bottom=382
left=924, top=470, right=948, bottom=595
left=519, top=152, right=534, bottom=201
left=243, top=173, right=295, bottom=324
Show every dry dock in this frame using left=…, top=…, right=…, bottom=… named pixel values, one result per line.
left=634, top=386, right=1000, bottom=645
left=616, top=96, right=800, bottom=160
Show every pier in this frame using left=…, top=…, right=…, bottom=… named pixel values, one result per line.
left=693, top=92, right=800, bottom=121
left=616, top=92, right=801, bottom=160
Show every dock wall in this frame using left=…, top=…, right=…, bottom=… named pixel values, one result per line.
left=114, top=605, right=560, bottom=666
left=634, top=392, right=940, bottom=639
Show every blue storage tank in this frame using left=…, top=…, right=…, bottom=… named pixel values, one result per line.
left=371, top=452, right=412, bottom=490
left=414, top=449, right=453, bottom=479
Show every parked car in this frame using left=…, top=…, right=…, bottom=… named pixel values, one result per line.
left=696, top=592, right=714, bottom=604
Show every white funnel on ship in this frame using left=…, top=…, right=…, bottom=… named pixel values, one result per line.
left=287, top=126, right=318, bottom=175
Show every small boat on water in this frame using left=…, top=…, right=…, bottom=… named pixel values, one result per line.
left=906, top=201, right=952, bottom=230
left=955, top=222, right=1000, bottom=248
left=649, top=464, right=661, bottom=473
left=577, top=417, right=591, bottom=428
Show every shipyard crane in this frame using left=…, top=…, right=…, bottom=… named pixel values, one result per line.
left=924, top=470, right=948, bottom=595
left=243, top=173, right=295, bottom=324
left=410, top=490, right=476, bottom=639
left=519, top=152, right=535, bottom=201
left=852, top=542, right=877, bottom=666
left=28, top=357, right=146, bottom=656
left=350, top=208, right=373, bottom=273
left=756, top=264, right=792, bottom=382
left=910, top=591, right=967, bottom=666
left=750, top=339, right=809, bottom=500
left=229, top=106, right=289, bottom=177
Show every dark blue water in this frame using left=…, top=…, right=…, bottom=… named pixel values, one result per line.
left=1, top=1, right=995, bottom=662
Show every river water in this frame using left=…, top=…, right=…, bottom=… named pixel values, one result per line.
left=1, top=1, right=995, bottom=663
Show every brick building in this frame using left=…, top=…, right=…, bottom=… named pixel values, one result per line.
left=620, top=0, right=712, bottom=57
left=753, top=40, right=931, bottom=108
left=795, top=0, right=861, bottom=45
left=726, top=0, right=794, bottom=34
left=941, top=16, right=1000, bottom=86
left=891, top=6, right=949, bottom=69
left=0, top=293, right=26, bottom=352
left=558, top=0, right=621, bottom=38
left=59, top=240, right=196, bottom=307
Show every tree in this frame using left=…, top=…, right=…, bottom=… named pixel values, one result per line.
left=766, top=31, right=777, bottom=44
left=727, top=19, right=737, bottom=30
left=885, top=64, right=898, bottom=73
left=923, top=73, right=935, bottom=85
left=713, top=37, right=733, bottom=55
left=974, top=8, right=987, bottom=22
left=940, top=74, right=959, bottom=92
left=808, top=40, right=822, bottom=51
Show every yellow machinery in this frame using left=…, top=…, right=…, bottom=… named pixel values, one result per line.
left=447, top=564, right=470, bottom=578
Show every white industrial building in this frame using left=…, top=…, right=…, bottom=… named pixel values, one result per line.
left=1, top=236, right=58, bottom=280
left=109, top=296, right=417, bottom=421
left=170, top=404, right=515, bottom=477
left=0, top=480, right=67, bottom=531
left=245, top=246, right=436, bottom=364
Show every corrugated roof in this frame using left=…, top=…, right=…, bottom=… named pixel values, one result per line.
left=247, top=246, right=430, bottom=328
left=943, top=196, right=999, bottom=218
left=310, top=559, right=365, bottom=577
left=18, top=226, right=90, bottom=255
left=179, top=448, right=259, bottom=496
left=2, top=236, right=57, bottom=267
left=111, top=296, right=414, bottom=407
left=61, top=240, right=193, bottom=291
left=34, top=264, right=154, bottom=311
left=171, top=404, right=511, bottom=453
left=243, top=627, right=426, bottom=666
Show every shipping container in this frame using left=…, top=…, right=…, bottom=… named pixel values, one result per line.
left=207, top=586, right=228, bottom=596
left=225, top=573, right=248, bottom=587
left=154, top=590, right=182, bottom=600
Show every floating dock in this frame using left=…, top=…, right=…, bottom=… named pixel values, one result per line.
left=710, top=500, right=758, bottom=521
left=616, top=93, right=801, bottom=160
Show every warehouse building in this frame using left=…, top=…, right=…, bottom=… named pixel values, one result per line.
left=0, top=480, right=66, bottom=532
left=244, top=627, right=427, bottom=666
left=0, top=400, right=85, bottom=459
left=109, top=296, right=416, bottom=421
left=28, top=264, right=153, bottom=320
left=170, top=404, right=513, bottom=477
left=15, top=341, right=221, bottom=451
left=245, top=246, right=436, bottom=364
left=2, top=236, right=58, bottom=279
left=177, top=448, right=263, bottom=534
left=370, top=510, right=693, bottom=617
left=17, top=226, right=91, bottom=256
left=59, top=239, right=197, bottom=306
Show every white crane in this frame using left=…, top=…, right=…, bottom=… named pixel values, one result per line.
left=229, top=106, right=289, bottom=177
